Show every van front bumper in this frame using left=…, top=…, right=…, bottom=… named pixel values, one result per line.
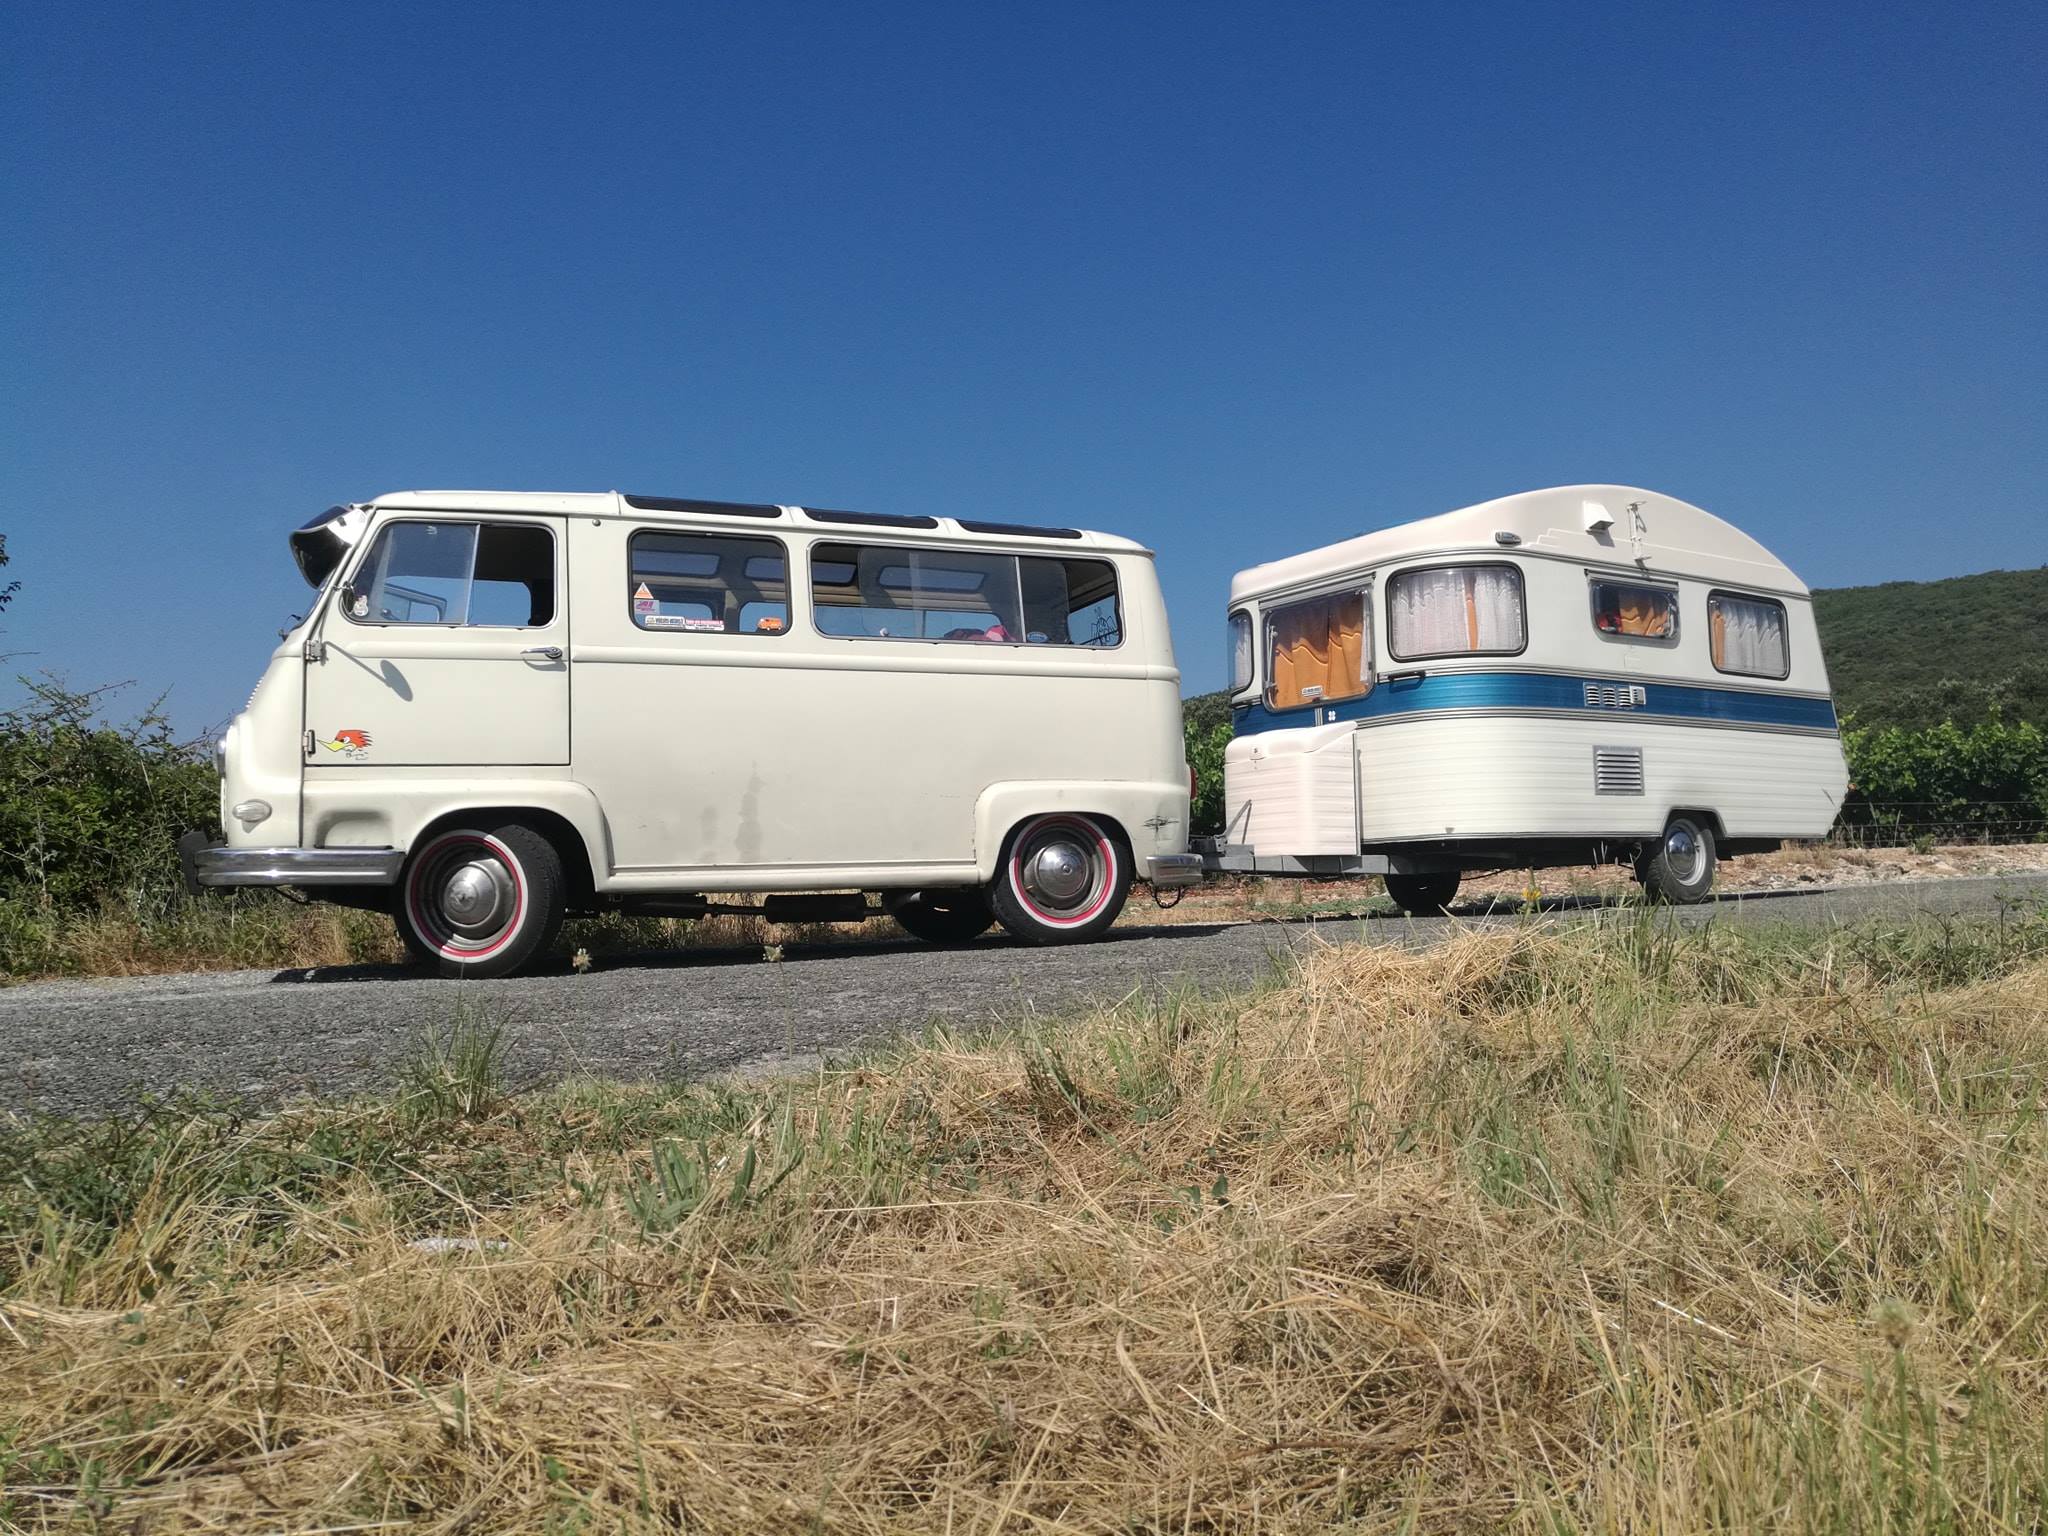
left=178, top=832, right=405, bottom=892
left=1144, top=853, right=1204, bottom=888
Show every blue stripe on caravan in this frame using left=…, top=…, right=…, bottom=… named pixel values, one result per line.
left=1232, top=670, right=1839, bottom=737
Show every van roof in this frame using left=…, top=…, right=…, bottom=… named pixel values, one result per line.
left=362, top=490, right=1152, bottom=556
left=1228, top=485, right=1809, bottom=604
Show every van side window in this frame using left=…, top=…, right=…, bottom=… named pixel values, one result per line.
left=629, top=530, right=789, bottom=634
left=1021, top=556, right=1121, bottom=646
left=1266, top=589, right=1368, bottom=710
left=1387, top=564, right=1524, bottom=659
left=1590, top=580, right=1678, bottom=643
left=1708, top=592, right=1790, bottom=678
left=349, top=521, right=555, bottom=627
left=810, top=543, right=1120, bottom=646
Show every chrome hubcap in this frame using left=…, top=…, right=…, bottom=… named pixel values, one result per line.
left=1016, top=821, right=1107, bottom=917
left=1027, top=840, right=1090, bottom=905
left=1664, top=823, right=1704, bottom=883
left=435, top=854, right=515, bottom=940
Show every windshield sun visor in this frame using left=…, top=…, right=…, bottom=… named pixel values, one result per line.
left=290, top=505, right=362, bottom=588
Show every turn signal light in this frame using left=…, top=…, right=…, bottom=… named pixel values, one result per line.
left=232, top=799, right=273, bottom=826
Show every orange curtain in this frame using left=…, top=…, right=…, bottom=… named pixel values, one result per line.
left=1270, top=593, right=1365, bottom=709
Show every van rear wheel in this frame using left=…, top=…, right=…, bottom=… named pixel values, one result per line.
left=1636, top=815, right=1717, bottom=904
left=882, top=888, right=995, bottom=945
left=396, top=822, right=566, bottom=978
left=1384, top=870, right=1461, bottom=916
left=989, top=813, right=1130, bottom=944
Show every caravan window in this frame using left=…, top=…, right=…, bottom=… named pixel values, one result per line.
left=1228, top=610, right=1254, bottom=693
left=629, top=530, right=789, bottom=635
left=1387, top=564, right=1525, bottom=659
left=1590, top=580, right=1678, bottom=643
left=1266, top=589, right=1369, bottom=710
left=1708, top=592, right=1790, bottom=679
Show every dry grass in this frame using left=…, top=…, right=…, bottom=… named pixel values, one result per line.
left=5, top=910, right=2048, bottom=1531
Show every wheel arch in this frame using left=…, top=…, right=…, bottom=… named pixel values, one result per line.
left=1664, top=806, right=1728, bottom=851
left=409, top=805, right=600, bottom=909
left=972, top=781, right=1173, bottom=882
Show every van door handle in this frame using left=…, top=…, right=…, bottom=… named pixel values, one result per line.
left=522, top=646, right=564, bottom=662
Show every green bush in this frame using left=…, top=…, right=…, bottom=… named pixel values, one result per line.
left=1182, top=690, right=1233, bottom=834
left=1841, top=716, right=2048, bottom=837
left=0, top=678, right=219, bottom=912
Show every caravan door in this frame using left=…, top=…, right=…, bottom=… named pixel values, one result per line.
left=304, top=516, right=569, bottom=770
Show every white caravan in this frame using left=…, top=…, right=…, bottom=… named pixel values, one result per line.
left=1207, top=485, right=1849, bottom=910
left=182, top=491, right=1199, bottom=975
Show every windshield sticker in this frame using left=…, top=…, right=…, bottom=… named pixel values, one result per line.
left=632, top=582, right=656, bottom=614
left=316, top=728, right=373, bottom=760
left=682, top=616, right=725, bottom=631
left=642, top=614, right=687, bottom=629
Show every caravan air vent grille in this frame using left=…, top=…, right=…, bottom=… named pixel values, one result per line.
left=1584, top=682, right=1647, bottom=709
left=1593, top=746, right=1645, bottom=796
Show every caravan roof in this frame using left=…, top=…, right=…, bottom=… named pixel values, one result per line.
left=1229, top=485, right=1808, bottom=605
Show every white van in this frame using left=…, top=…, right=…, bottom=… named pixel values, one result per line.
left=1207, top=485, right=1849, bottom=909
left=182, top=490, right=1199, bottom=975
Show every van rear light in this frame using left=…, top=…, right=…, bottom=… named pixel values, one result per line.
left=1189, top=764, right=1198, bottom=801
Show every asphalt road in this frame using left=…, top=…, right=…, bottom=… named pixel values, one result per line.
left=5, top=874, right=2044, bottom=1120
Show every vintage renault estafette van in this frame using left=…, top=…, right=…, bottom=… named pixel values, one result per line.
left=181, top=491, right=1200, bottom=976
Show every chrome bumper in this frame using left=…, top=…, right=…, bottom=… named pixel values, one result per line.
left=1144, top=853, right=1204, bottom=888
left=179, top=831, right=404, bottom=891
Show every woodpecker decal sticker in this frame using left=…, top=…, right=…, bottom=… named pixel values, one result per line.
left=317, top=728, right=374, bottom=760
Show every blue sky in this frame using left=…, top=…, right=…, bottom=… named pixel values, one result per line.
left=4, top=0, right=2042, bottom=731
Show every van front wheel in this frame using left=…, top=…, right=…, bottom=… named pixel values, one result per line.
left=397, top=823, right=566, bottom=978
left=1636, top=815, right=1717, bottom=904
left=882, top=888, right=995, bottom=945
left=989, top=814, right=1131, bottom=944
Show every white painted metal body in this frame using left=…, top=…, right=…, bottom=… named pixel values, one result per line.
left=217, top=492, right=1191, bottom=896
left=1222, top=485, right=1849, bottom=867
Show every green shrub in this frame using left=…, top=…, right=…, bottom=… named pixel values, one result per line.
left=0, top=677, right=218, bottom=912
left=1841, top=715, right=2048, bottom=837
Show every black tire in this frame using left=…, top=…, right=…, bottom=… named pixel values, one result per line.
left=394, top=822, right=567, bottom=978
left=882, top=888, right=996, bottom=945
left=988, top=813, right=1131, bottom=945
left=1384, top=870, right=1461, bottom=916
left=1636, top=814, right=1717, bottom=904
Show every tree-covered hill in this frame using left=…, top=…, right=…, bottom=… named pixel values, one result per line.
left=1812, top=567, right=2048, bottom=729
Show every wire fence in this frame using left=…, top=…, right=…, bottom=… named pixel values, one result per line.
left=1830, top=801, right=2048, bottom=848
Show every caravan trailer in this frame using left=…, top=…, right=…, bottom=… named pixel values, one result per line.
left=181, top=491, right=1199, bottom=976
left=1206, top=486, right=1849, bottom=910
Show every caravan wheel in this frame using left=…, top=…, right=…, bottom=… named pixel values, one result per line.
left=1636, top=815, right=1717, bottom=904
left=397, top=823, right=566, bottom=978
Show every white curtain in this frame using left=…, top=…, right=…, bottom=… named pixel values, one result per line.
left=1391, top=566, right=1523, bottom=656
left=1229, top=612, right=1254, bottom=692
left=1713, top=596, right=1788, bottom=676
